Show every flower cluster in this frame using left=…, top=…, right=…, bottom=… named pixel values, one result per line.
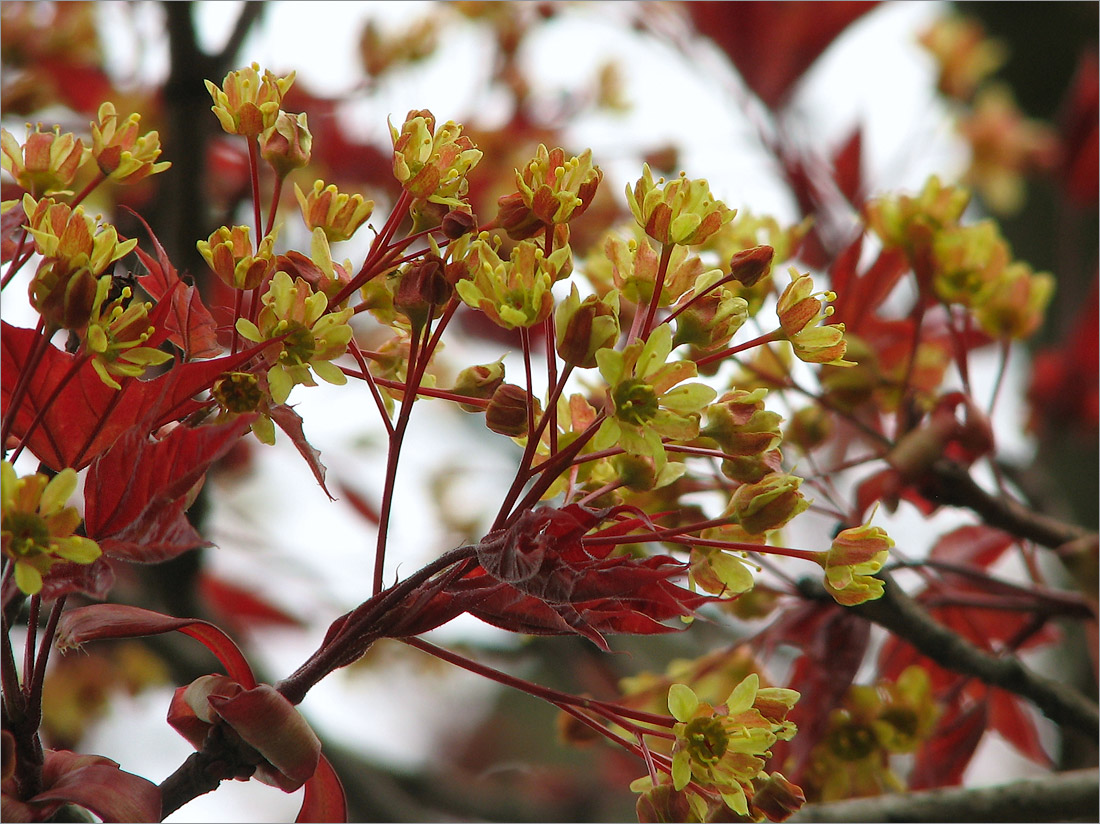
left=801, top=666, right=938, bottom=802
left=866, top=176, right=1054, bottom=339
left=635, top=675, right=799, bottom=818
left=2, top=462, right=101, bottom=595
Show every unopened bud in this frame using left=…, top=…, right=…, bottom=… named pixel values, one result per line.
left=496, top=191, right=542, bottom=241
left=393, top=256, right=452, bottom=329
left=451, top=361, right=505, bottom=412
left=260, top=111, right=312, bottom=178
left=485, top=383, right=541, bottom=437
left=555, top=284, right=620, bottom=369
left=441, top=207, right=477, bottom=240
left=729, top=245, right=774, bottom=287
left=730, top=473, right=808, bottom=534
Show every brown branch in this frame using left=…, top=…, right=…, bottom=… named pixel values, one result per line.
left=798, top=575, right=1099, bottom=736
left=923, top=458, right=1095, bottom=550
left=789, top=767, right=1099, bottom=822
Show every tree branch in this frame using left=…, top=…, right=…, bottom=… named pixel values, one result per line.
left=789, top=767, right=1099, bottom=822
left=924, top=458, right=1095, bottom=550
left=798, top=575, right=1099, bottom=736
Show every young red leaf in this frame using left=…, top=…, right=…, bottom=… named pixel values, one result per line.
left=84, top=416, right=253, bottom=563
left=297, top=755, right=347, bottom=823
left=832, top=128, right=864, bottom=207
left=199, top=572, right=303, bottom=633
left=1, top=202, right=25, bottom=263
left=12, top=750, right=161, bottom=824
left=37, top=556, right=116, bottom=601
left=56, top=603, right=256, bottom=687
left=126, top=208, right=221, bottom=360
left=1, top=321, right=267, bottom=470
left=209, top=684, right=322, bottom=791
left=909, top=698, right=989, bottom=789
left=929, top=524, right=1016, bottom=567
left=685, top=1, right=878, bottom=109
left=989, top=687, right=1052, bottom=766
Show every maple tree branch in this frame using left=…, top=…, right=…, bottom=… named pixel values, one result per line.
left=789, top=767, right=1099, bottom=823
left=798, top=575, right=1099, bottom=736
left=922, top=458, right=1095, bottom=550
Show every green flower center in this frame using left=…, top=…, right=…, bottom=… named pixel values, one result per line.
left=683, top=716, right=729, bottom=766
left=280, top=322, right=316, bottom=366
left=3, top=512, right=51, bottom=558
left=214, top=372, right=263, bottom=414
left=827, top=723, right=877, bottom=761
left=613, top=378, right=659, bottom=426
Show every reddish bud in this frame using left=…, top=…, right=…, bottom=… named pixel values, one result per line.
left=485, top=383, right=541, bottom=437
left=729, top=244, right=774, bottom=287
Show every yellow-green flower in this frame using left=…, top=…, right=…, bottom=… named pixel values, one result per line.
left=294, top=179, right=374, bottom=243
left=454, top=237, right=568, bottom=329
left=89, top=101, right=171, bottom=184
left=212, top=371, right=276, bottom=445
left=864, top=175, right=971, bottom=255
left=390, top=109, right=482, bottom=209
left=819, top=521, right=893, bottom=606
left=197, top=225, right=278, bottom=291
left=626, top=164, right=735, bottom=247
left=236, top=271, right=353, bottom=404
left=601, top=228, right=710, bottom=307
left=1, top=124, right=87, bottom=196
left=667, top=676, right=799, bottom=816
left=593, top=324, right=716, bottom=468
left=205, top=63, right=296, bottom=138
left=83, top=279, right=174, bottom=390
left=974, top=262, right=1054, bottom=340
left=2, top=461, right=101, bottom=595
left=776, top=268, right=854, bottom=366
left=514, top=144, right=603, bottom=225
left=22, top=195, right=137, bottom=330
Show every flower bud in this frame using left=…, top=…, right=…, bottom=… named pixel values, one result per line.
left=720, top=448, right=783, bottom=484
left=260, top=111, right=312, bottom=178
left=451, top=361, right=505, bottom=412
left=495, top=191, right=542, bottom=240
left=441, top=207, right=477, bottom=239
left=555, top=284, right=620, bottom=369
left=672, top=287, right=748, bottom=352
left=750, top=773, right=805, bottom=822
left=485, top=383, right=541, bottom=437
left=394, top=255, right=452, bottom=330
left=730, top=473, right=808, bottom=535
left=728, top=244, right=774, bottom=287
